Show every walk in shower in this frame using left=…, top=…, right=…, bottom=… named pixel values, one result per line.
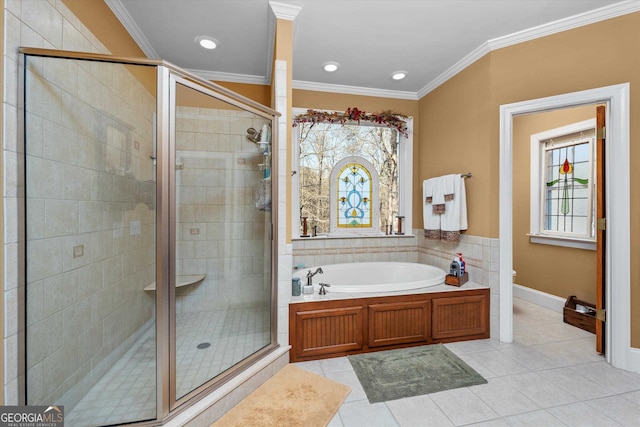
left=21, top=49, right=278, bottom=426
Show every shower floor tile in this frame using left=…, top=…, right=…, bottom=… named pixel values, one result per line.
left=65, top=307, right=270, bottom=427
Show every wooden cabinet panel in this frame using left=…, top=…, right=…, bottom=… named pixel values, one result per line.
left=292, top=306, right=363, bottom=359
left=368, top=300, right=429, bottom=347
left=431, top=294, right=489, bottom=340
left=289, top=288, right=489, bottom=361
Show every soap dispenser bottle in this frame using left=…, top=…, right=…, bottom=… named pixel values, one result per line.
left=456, top=252, right=466, bottom=275
left=449, top=257, right=461, bottom=277
left=292, top=277, right=301, bottom=296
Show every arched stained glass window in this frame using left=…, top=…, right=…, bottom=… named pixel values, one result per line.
left=329, top=156, right=379, bottom=234
left=337, top=163, right=372, bottom=228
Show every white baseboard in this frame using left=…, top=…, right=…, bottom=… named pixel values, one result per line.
left=626, top=347, right=640, bottom=374
left=512, top=284, right=566, bottom=314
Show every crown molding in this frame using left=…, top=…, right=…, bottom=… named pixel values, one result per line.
left=293, top=80, right=418, bottom=100
left=105, top=0, right=159, bottom=58
left=488, top=0, right=640, bottom=51
left=416, top=42, right=491, bottom=99
left=188, top=69, right=269, bottom=86
left=269, top=1, right=302, bottom=21
left=106, top=0, right=639, bottom=101
left=417, top=0, right=640, bottom=99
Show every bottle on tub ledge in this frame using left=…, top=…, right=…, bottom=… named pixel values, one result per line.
left=292, top=277, right=301, bottom=296
left=449, top=256, right=461, bottom=277
left=446, top=252, right=468, bottom=286
left=456, top=252, right=466, bottom=275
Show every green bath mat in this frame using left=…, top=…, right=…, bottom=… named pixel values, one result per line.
left=348, top=344, right=487, bottom=403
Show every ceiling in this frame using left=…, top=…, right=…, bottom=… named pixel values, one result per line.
left=106, top=0, right=634, bottom=99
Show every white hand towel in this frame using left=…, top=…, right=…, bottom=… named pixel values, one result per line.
left=442, top=173, right=456, bottom=199
left=423, top=179, right=441, bottom=240
left=441, top=174, right=468, bottom=241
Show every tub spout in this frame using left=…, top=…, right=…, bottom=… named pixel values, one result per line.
left=306, top=267, right=323, bottom=286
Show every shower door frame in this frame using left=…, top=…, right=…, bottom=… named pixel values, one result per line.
left=164, top=72, right=280, bottom=411
left=20, top=48, right=280, bottom=424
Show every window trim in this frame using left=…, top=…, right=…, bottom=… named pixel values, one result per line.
left=291, top=108, right=413, bottom=239
left=529, top=118, right=596, bottom=250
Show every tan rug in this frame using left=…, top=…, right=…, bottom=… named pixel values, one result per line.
left=212, top=364, right=350, bottom=427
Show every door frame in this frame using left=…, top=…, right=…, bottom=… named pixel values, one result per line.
left=499, top=83, right=636, bottom=371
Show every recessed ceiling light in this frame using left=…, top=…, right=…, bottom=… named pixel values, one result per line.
left=391, top=71, right=407, bottom=81
left=323, top=62, right=340, bottom=72
left=195, top=35, right=219, bottom=50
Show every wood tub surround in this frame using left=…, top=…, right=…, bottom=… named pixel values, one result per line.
left=289, top=288, right=489, bottom=362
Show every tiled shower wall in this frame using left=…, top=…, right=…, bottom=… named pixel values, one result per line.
left=3, top=0, right=119, bottom=403
left=24, top=57, right=156, bottom=408
left=174, top=106, right=272, bottom=312
left=289, top=231, right=500, bottom=337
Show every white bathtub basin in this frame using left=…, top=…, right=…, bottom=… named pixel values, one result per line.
left=293, top=262, right=446, bottom=293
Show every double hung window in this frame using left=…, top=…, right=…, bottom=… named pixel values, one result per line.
left=530, top=119, right=596, bottom=249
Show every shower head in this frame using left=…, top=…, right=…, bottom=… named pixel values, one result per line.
left=246, top=127, right=261, bottom=143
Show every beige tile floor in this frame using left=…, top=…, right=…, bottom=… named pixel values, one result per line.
left=294, top=298, right=640, bottom=426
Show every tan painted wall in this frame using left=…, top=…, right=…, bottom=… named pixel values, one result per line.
left=174, top=83, right=270, bottom=110
left=513, top=106, right=596, bottom=302
left=292, top=90, right=421, bottom=228
left=62, top=0, right=158, bottom=96
left=417, top=56, right=492, bottom=237
left=420, top=12, right=640, bottom=346
left=62, top=0, right=146, bottom=57
left=215, top=82, right=271, bottom=106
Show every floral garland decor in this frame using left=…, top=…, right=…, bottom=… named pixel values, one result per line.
left=292, top=107, right=408, bottom=137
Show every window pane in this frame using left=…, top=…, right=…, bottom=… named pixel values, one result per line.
left=337, top=163, right=372, bottom=228
left=541, top=138, right=594, bottom=238
left=573, top=162, right=589, bottom=178
left=572, top=198, right=589, bottom=216
left=299, top=123, right=398, bottom=233
left=572, top=216, right=588, bottom=233
left=573, top=187, right=589, bottom=199
left=574, top=142, right=590, bottom=162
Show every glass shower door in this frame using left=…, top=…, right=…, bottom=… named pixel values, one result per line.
left=24, top=55, right=158, bottom=426
left=22, top=49, right=278, bottom=424
left=171, top=80, right=273, bottom=400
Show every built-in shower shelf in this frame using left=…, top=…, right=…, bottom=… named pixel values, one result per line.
left=144, top=274, right=206, bottom=291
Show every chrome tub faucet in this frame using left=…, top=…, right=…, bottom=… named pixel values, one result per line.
left=306, top=267, right=323, bottom=286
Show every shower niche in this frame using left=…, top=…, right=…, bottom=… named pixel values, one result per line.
left=22, top=49, right=278, bottom=426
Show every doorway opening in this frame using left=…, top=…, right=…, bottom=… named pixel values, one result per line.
left=512, top=104, right=600, bottom=361
left=499, top=84, right=632, bottom=371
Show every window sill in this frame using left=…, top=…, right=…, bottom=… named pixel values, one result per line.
left=527, top=233, right=596, bottom=250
